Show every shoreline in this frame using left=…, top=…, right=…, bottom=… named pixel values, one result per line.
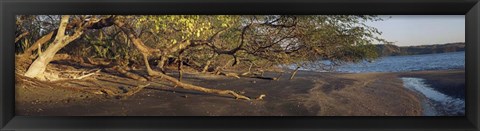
left=15, top=63, right=465, bottom=116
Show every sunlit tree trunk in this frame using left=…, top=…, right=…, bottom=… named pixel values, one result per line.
left=201, top=60, right=212, bottom=73
left=142, top=53, right=161, bottom=76
left=24, top=15, right=82, bottom=79
left=114, top=20, right=162, bottom=77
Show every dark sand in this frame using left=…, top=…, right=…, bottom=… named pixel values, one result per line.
left=15, top=63, right=465, bottom=116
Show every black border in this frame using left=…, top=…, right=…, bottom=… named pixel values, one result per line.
left=1, top=0, right=479, bottom=130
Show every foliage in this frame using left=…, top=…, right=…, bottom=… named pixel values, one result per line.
left=15, top=15, right=388, bottom=72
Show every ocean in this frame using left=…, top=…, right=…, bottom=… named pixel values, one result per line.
left=333, top=51, right=465, bottom=73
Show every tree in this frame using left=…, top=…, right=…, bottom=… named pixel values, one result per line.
left=16, top=15, right=386, bottom=100
left=23, top=15, right=115, bottom=80
left=24, top=15, right=82, bottom=79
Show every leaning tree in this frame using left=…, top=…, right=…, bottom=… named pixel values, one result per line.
left=16, top=15, right=386, bottom=100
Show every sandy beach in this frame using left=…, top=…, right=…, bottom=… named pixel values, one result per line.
left=15, top=62, right=465, bottom=116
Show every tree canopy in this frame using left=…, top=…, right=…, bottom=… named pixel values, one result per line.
left=15, top=15, right=386, bottom=100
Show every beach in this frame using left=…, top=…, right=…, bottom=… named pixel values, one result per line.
left=15, top=62, right=465, bottom=116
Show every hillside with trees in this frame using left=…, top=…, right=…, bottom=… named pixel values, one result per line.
left=375, top=42, right=465, bottom=56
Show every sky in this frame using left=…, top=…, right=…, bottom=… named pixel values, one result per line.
left=364, top=15, right=465, bottom=46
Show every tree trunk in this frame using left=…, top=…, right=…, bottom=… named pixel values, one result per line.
left=113, top=20, right=160, bottom=55
left=201, top=60, right=212, bottom=73
left=177, top=50, right=186, bottom=81
left=178, top=62, right=183, bottom=81
left=201, top=54, right=217, bottom=73
left=289, top=66, right=300, bottom=80
left=178, top=59, right=183, bottom=81
left=24, top=15, right=79, bottom=79
left=142, top=53, right=161, bottom=76
left=114, top=19, right=161, bottom=77
left=157, top=56, right=167, bottom=72
left=114, top=17, right=256, bottom=100
left=23, top=16, right=113, bottom=79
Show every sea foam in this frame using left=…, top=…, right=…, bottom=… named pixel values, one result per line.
left=401, top=77, right=465, bottom=116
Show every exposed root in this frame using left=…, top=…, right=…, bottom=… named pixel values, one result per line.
left=32, top=67, right=101, bottom=82
left=16, top=73, right=102, bottom=94
left=17, top=73, right=150, bottom=98
left=16, top=73, right=56, bottom=88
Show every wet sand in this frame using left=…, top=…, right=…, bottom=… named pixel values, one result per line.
left=398, top=70, right=465, bottom=100
left=15, top=63, right=465, bottom=116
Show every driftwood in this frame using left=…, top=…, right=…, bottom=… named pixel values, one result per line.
left=149, top=71, right=253, bottom=100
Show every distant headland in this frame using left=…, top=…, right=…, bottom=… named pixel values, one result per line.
left=376, top=42, right=465, bottom=56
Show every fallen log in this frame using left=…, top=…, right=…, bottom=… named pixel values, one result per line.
left=151, top=72, right=253, bottom=100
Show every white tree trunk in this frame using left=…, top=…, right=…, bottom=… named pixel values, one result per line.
left=24, top=15, right=76, bottom=79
